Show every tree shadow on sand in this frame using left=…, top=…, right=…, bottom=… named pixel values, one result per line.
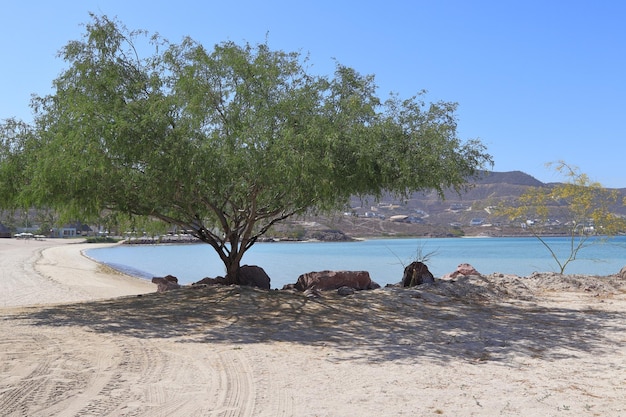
left=11, top=284, right=626, bottom=364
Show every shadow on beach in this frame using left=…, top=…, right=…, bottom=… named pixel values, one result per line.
left=11, top=279, right=626, bottom=364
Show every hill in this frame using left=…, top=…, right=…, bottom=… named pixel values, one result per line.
left=274, top=171, right=626, bottom=239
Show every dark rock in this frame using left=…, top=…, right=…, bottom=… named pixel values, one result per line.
left=237, top=265, right=271, bottom=290
left=295, top=270, right=373, bottom=291
left=337, top=286, right=355, bottom=296
left=193, top=276, right=227, bottom=286
left=192, top=266, right=270, bottom=290
left=306, top=229, right=353, bottom=241
left=151, top=275, right=181, bottom=292
left=401, top=262, right=435, bottom=287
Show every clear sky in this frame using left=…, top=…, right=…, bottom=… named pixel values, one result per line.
left=2, top=1, right=625, bottom=187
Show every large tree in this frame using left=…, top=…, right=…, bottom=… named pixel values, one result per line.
left=3, top=15, right=492, bottom=283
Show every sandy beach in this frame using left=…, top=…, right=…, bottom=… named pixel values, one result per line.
left=1, top=238, right=625, bottom=416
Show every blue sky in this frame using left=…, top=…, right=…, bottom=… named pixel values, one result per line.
left=2, top=1, right=625, bottom=187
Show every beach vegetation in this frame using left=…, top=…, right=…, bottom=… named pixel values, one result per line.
left=0, top=14, right=492, bottom=284
left=499, top=161, right=626, bottom=273
left=85, top=236, right=120, bottom=244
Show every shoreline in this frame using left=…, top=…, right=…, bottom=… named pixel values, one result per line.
left=86, top=235, right=626, bottom=290
left=0, top=238, right=153, bottom=308
left=1, top=237, right=625, bottom=415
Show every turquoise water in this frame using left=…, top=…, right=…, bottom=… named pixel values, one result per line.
left=86, top=236, right=626, bottom=289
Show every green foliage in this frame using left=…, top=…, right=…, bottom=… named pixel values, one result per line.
left=447, top=227, right=465, bottom=237
left=1, top=14, right=492, bottom=282
left=0, top=119, right=35, bottom=208
left=499, top=161, right=626, bottom=273
left=85, top=236, right=120, bottom=243
left=284, top=226, right=306, bottom=240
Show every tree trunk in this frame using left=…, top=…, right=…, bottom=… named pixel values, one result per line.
left=224, top=254, right=242, bottom=285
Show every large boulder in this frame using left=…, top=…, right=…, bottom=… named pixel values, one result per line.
left=401, top=262, right=435, bottom=287
left=192, top=267, right=271, bottom=289
left=441, top=263, right=482, bottom=280
left=294, top=270, right=375, bottom=291
left=152, top=275, right=181, bottom=292
left=619, top=265, right=626, bottom=279
left=237, top=265, right=271, bottom=290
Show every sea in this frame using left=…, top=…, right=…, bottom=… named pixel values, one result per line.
left=86, top=236, right=626, bottom=289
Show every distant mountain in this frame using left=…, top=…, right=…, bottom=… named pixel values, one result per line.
left=396, top=170, right=549, bottom=212
left=299, top=170, right=626, bottom=238
left=473, top=170, right=545, bottom=187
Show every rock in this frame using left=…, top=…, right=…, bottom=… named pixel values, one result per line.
left=456, top=263, right=482, bottom=276
left=441, top=263, right=482, bottom=280
left=191, top=266, right=270, bottom=290
left=193, top=276, right=227, bottom=286
left=294, top=270, right=373, bottom=291
left=237, top=265, right=271, bottom=290
left=306, top=229, right=353, bottom=241
left=401, top=262, right=435, bottom=287
left=337, top=286, right=355, bottom=296
left=151, top=275, right=181, bottom=292
left=619, top=266, right=626, bottom=279
left=303, top=288, right=322, bottom=298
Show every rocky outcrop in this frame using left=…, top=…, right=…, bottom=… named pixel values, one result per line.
left=306, top=229, right=353, bottom=241
left=441, top=263, right=482, bottom=280
left=619, top=265, right=626, bottom=279
left=237, top=265, right=271, bottom=290
left=152, top=275, right=181, bottom=292
left=401, top=262, right=435, bottom=287
left=293, top=270, right=377, bottom=291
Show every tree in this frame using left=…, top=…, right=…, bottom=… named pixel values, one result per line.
left=0, top=119, right=33, bottom=208
left=499, top=161, right=626, bottom=274
left=4, top=14, right=492, bottom=284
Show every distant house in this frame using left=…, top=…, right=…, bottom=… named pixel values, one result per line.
left=51, top=222, right=93, bottom=238
left=469, top=218, right=484, bottom=226
left=0, top=223, right=11, bottom=238
left=389, top=215, right=409, bottom=223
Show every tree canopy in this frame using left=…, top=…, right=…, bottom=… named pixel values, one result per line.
left=1, top=14, right=492, bottom=283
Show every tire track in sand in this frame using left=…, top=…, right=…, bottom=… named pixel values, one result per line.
left=0, top=324, right=218, bottom=416
left=1, top=318, right=298, bottom=416
left=212, top=349, right=256, bottom=417
left=239, top=345, right=296, bottom=417
left=0, top=332, right=55, bottom=416
left=210, top=346, right=296, bottom=417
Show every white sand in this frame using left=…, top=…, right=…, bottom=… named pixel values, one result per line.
left=0, top=238, right=625, bottom=416
left=0, top=238, right=153, bottom=307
